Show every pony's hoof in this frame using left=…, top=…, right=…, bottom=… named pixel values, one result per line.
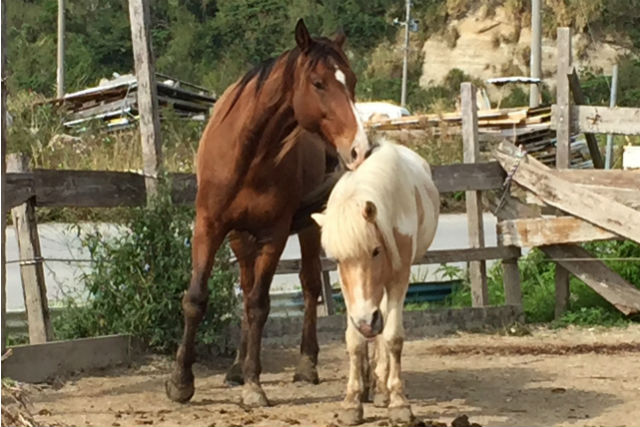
left=338, top=406, right=364, bottom=426
left=372, top=391, right=390, bottom=408
left=389, top=405, right=414, bottom=425
left=165, top=377, right=194, bottom=403
left=293, top=356, right=319, bottom=384
left=242, top=384, right=270, bottom=407
left=224, top=363, right=244, bottom=386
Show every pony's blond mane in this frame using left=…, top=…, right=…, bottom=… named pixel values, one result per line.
left=318, top=141, right=419, bottom=270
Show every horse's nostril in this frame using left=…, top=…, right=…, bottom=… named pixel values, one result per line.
left=371, top=309, right=383, bottom=333
left=350, top=147, right=358, bottom=160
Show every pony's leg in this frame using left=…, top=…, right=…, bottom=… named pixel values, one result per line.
left=371, top=334, right=390, bottom=407
left=225, top=231, right=256, bottom=386
left=241, top=226, right=289, bottom=407
left=383, top=289, right=413, bottom=424
left=166, top=214, right=226, bottom=403
left=293, top=226, right=321, bottom=384
left=338, top=320, right=367, bottom=425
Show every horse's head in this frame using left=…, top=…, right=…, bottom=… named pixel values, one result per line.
left=291, top=19, right=371, bottom=170
left=313, top=199, right=405, bottom=339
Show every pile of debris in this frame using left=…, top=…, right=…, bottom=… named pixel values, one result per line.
left=51, top=73, right=216, bottom=132
left=366, top=105, right=593, bottom=169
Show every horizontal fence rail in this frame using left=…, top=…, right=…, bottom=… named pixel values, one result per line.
left=5, top=163, right=506, bottom=210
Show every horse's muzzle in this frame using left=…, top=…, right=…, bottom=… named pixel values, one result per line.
left=352, top=309, right=383, bottom=339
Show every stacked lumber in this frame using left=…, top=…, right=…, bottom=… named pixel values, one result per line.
left=51, top=73, right=216, bottom=132
left=366, top=105, right=593, bottom=168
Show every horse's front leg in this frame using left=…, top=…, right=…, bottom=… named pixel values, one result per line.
left=383, top=294, right=413, bottom=424
left=166, top=215, right=227, bottom=403
left=225, top=231, right=256, bottom=386
left=241, top=225, right=289, bottom=407
left=339, top=320, right=367, bottom=425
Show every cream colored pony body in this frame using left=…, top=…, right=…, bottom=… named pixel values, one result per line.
left=312, top=141, right=440, bottom=424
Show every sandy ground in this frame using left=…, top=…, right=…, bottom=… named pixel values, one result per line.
left=27, top=325, right=640, bottom=427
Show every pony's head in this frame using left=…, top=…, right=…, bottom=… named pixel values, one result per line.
left=311, top=144, right=412, bottom=338
left=291, top=19, right=371, bottom=170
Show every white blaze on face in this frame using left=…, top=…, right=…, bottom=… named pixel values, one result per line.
left=334, top=66, right=371, bottom=169
left=335, top=68, right=347, bottom=86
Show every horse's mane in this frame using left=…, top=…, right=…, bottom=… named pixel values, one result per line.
left=318, top=141, right=422, bottom=270
left=219, top=37, right=350, bottom=122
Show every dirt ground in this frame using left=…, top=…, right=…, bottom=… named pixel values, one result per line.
left=27, top=325, right=640, bottom=427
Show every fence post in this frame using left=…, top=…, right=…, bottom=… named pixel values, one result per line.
left=318, top=251, right=335, bottom=316
left=2, top=0, right=7, bottom=354
left=7, top=154, right=54, bottom=344
left=555, top=27, right=572, bottom=318
left=128, top=0, right=162, bottom=201
left=605, top=64, right=619, bottom=169
left=461, top=82, right=488, bottom=307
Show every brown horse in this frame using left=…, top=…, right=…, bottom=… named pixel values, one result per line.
left=165, top=19, right=372, bottom=407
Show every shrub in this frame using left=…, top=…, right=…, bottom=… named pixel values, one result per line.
left=54, top=181, right=238, bottom=353
left=444, top=241, right=640, bottom=326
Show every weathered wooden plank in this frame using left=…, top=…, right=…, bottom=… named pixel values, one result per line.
left=4, top=162, right=504, bottom=209
left=273, top=246, right=521, bottom=275
left=4, top=173, right=34, bottom=210
left=7, top=155, right=53, bottom=344
left=129, top=0, right=162, bottom=199
left=526, top=185, right=640, bottom=209
left=556, top=28, right=572, bottom=169
left=431, top=162, right=504, bottom=193
left=2, top=335, right=139, bottom=383
left=498, top=216, right=618, bottom=247
left=462, top=83, right=488, bottom=307
left=569, top=70, right=604, bottom=168
left=571, top=105, right=640, bottom=136
left=495, top=142, right=640, bottom=244
left=543, top=245, right=640, bottom=315
left=28, top=170, right=146, bottom=207
left=556, top=169, right=640, bottom=188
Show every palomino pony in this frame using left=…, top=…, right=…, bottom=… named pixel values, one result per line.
left=312, top=141, right=440, bottom=424
left=165, top=19, right=373, bottom=407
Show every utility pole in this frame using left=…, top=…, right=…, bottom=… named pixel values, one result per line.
left=529, top=0, right=542, bottom=107
left=57, top=0, right=65, bottom=98
left=400, top=0, right=411, bottom=107
left=605, top=64, right=619, bottom=169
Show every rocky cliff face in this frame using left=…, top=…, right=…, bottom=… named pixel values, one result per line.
left=419, top=5, right=629, bottom=92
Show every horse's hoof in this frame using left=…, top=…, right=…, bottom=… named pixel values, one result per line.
left=338, top=406, right=364, bottom=426
left=372, top=391, right=390, bottom=408
left=242, top=384, right=270, bottom=407
left=224, top=363, right=244, bottom=386
left=389, top=405, right=414, bottom=425
left=293, top=356, right=319, bottom=384
left=165, top=377, right=194, bottom=403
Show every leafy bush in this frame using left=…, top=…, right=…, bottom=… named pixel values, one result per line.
left=54, top=181, right=238, bottom=353
left=444, top=241, right=640, bottom=326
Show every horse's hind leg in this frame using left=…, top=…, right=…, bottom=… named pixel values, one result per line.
left=166, top=214, right=227, bottom=403
left=241, top=224, right=290, bottom=407
left=224, top=231, right=256, bottom=386
left=293, top=225, right=322, bottom=384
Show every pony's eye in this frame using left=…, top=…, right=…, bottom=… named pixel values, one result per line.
left=312, top=80, right=325, bottom=90
left=372, top=247, right=380, bottom=257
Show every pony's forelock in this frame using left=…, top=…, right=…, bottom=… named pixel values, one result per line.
left=319, top=142, right=413, bottom=270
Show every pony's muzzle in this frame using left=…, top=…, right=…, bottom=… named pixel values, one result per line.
left=352, top=309, right=383, bottom=339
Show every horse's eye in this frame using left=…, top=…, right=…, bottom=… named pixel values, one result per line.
left=312, top=80, right=325, bottom=90
left=372, top=247, right=380, bottom=257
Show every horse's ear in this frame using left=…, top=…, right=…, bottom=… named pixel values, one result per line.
left=362, top=201, right=377, bottom=223
left=311, top=213, right=325, bottom=228
left=334, top=28, right=346, bottom=48
left=295, top=18, right=312, bottom=53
